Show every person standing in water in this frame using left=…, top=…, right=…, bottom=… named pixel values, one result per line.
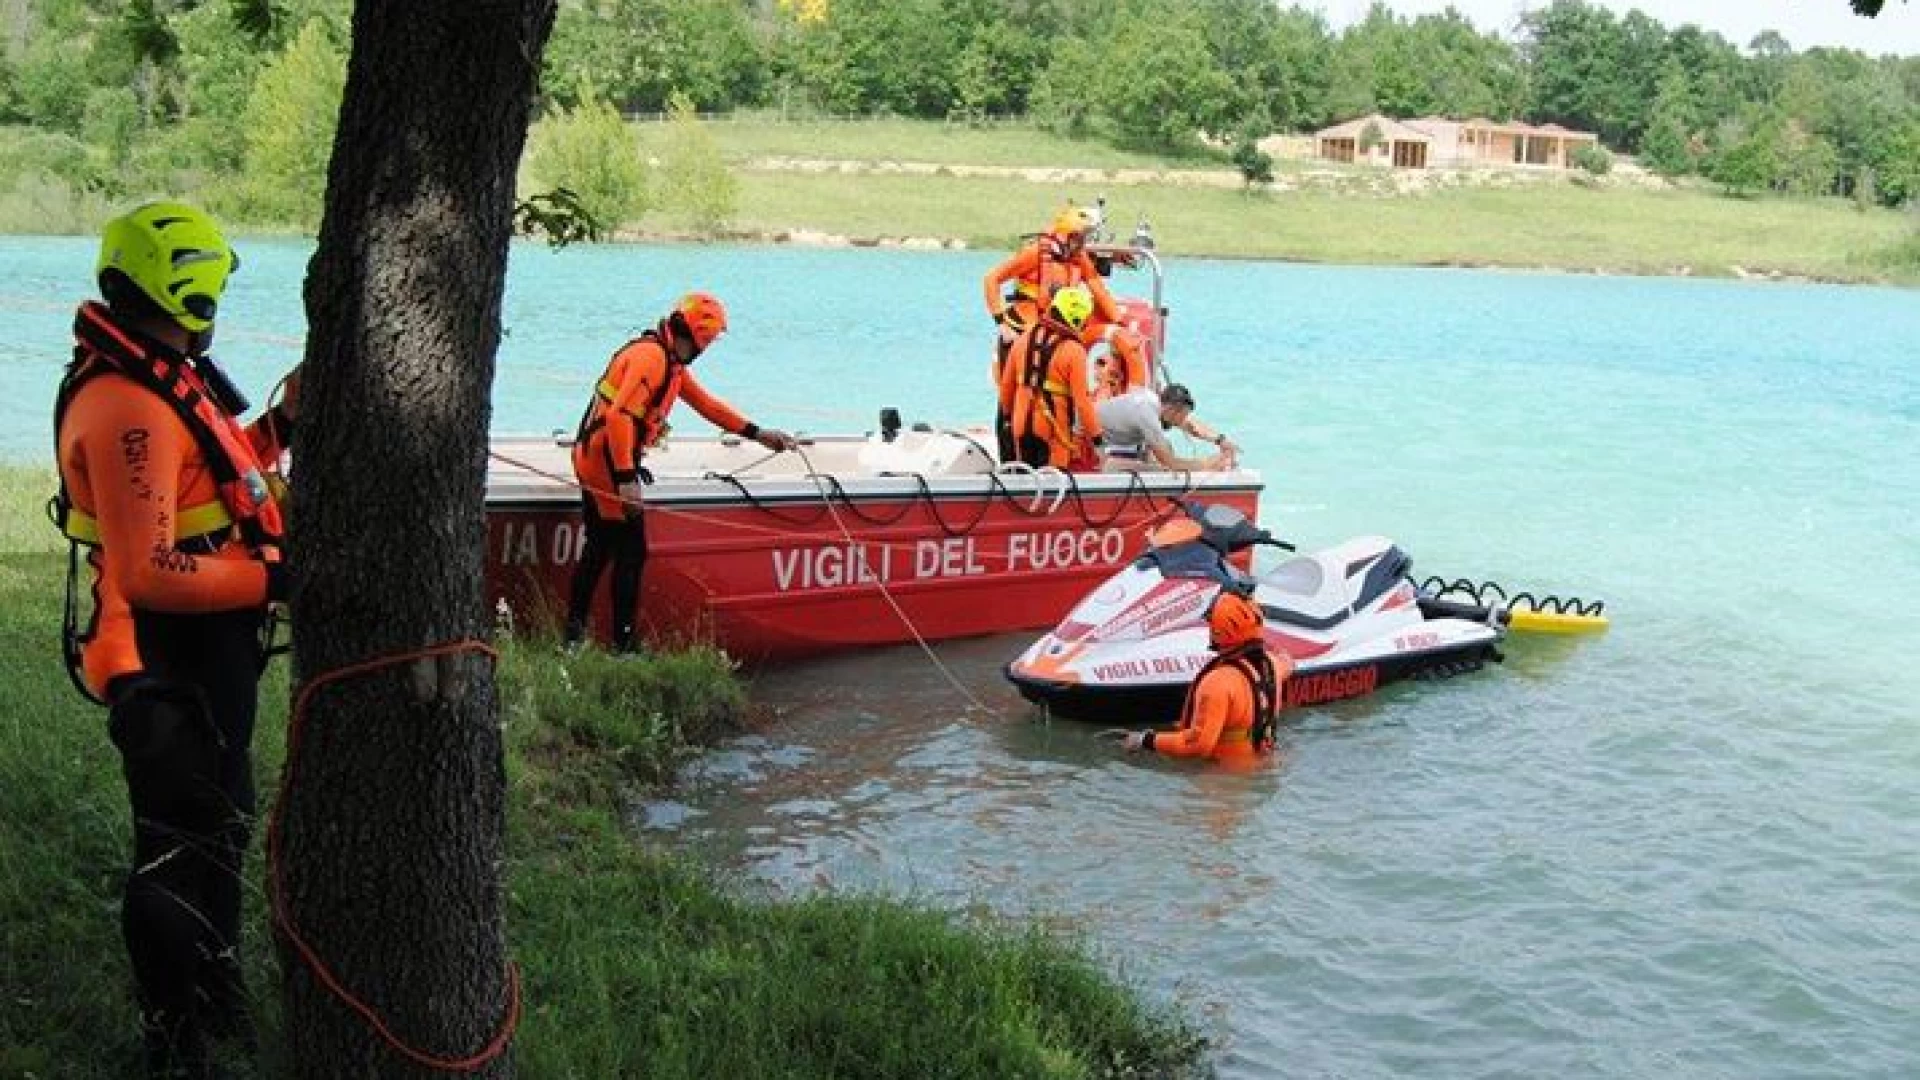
left=1124, top=589, right=1288, bottom=763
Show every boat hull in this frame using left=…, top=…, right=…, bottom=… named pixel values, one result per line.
left=485, top=435, right=1261, bottom=663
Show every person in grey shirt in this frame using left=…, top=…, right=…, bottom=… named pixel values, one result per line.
left=1096, top=383, right=1237, bottom=472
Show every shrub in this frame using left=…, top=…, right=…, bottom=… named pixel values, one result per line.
left=0, top=130, right=97, bottom=189
left=0, top=170, right=113, bottom=235
left=1572, top=143, right=1613, bottom=176
left=527, top=95, right=650, bottom=235
left=237, top=19, right=346, bottom=230
left=655, top=92, right=737, bottom=234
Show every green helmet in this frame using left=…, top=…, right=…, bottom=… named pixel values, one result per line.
left=96, top=202, right=238, bottom=333
left=1049, top=284, right=1094, bottom=333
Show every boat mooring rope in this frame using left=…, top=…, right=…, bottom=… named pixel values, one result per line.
left=791, top=444, right=1002, bottom=717
left=485, top=445, right=1024, bottom=715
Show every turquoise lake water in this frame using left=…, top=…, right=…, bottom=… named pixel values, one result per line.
left=4, top=236, right=1918, bottom=1077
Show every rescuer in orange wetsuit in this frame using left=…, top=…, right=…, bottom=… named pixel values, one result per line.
left=999, top=285, right=1105, bottom=469
left=52, top=201, right=295, bottom=1076
left=566, top=292, right=796, bottom=652
left=983, top=206, right=1125, bottom=458
left=1123, top=590, right=1290, bottom=764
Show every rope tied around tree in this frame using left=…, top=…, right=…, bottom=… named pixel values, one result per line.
left=267, top=639, right=521, bottom=1072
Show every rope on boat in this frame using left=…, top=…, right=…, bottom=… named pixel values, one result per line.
left=700, top=454, right=1183, bottom=539
left=487, top=447, right=1189, bottom=567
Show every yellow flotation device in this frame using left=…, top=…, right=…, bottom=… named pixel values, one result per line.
left=1506, top=607, right=1610, bottom=635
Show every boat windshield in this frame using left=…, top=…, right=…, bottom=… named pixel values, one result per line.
left=1139, top=542, right=1238, bottom=585
left=1260, top=556, right=1323, bottom=599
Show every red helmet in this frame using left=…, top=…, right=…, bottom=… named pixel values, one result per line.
left=1207, top=590, right=1263, bottom=650
left=675, top=291, right=728, bottom=351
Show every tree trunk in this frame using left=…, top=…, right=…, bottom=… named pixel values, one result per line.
left=280, top=3, right=554, bottom=1077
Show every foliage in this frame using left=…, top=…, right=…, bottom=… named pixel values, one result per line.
left=527, top=94, right=652, bottom=234
left=1639, top=59, right=1698, bottom=176
left=1871, top=121, right=1920, bottom=205
left=1090, top=9, right=1241, bottom=153
left=544, top=0, right=763, bottom=114
left=1232, top=120, right=1275, bottom=189
left=1572, top=142, right=1613, bottom=175
left=1, top=0, right=1919, bottom=213
left=11, top=36, right=93, bottom=133
left=655, top=91, right=739, bottom=234
left=514, top=187, right=604, bottom=247
left=1710, top=109, right=1782, bottom=195
left=1358, top=119, right=1384, bottom=152
left=235, top=19, right=345, bottom=229
left=0, top=129, right=101, bottom=193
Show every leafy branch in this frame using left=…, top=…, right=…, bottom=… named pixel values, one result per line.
left=513, top=188, right=604, bottom=248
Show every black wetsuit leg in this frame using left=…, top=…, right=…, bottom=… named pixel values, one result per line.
left=113, top=606, right=263, bottom=1074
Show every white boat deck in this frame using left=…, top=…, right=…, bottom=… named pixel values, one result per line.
left=486, top=429, right=1261, bottom=506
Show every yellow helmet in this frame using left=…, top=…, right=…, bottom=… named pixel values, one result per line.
left=96, top=202, right=238, bottom=333
left=1049, top=206, right=1094, bottom=240
left=1050, top=285, right=1094, bottom=333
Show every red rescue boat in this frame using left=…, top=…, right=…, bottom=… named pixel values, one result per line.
left=483, top=224, right=1262, bottom=662
left=484, top=428, right=1262, bottom=663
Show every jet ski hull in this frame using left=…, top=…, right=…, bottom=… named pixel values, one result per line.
left=1006, top=640, right=1500, bottom=725
left=1004, top=505, right=1506, bottom=724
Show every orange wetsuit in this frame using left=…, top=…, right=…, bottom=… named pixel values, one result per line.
left=983, top=240, right=1123, bottom=333
left=985, top=239, right=1125, bottom=463
left=999, top=322, right=1103, bottom=469
left=54, top=302, right=287, bottom=696
left=572, top=331, right=749, bottom=518
left=1145, top=647, right=1290, bottom=764
left=53, top=299, right=289, bottom=1058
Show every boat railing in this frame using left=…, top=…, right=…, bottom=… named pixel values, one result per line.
left=1084, top=241, right=1167, bottom=373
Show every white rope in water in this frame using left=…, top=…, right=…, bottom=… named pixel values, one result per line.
left=484, top=443, right=1004, bottom=717
left=792, top=444, right=1001, bottom=718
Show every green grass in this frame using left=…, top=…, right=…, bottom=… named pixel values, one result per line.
left=0, top=465, right=1205, bottom=1078
left=723, top=168, right=1917, bottom=283
left=2, top=465, right=61, bottom=554
left=633, top=112, right=1223, bottom=171
left=7, top=113, right=1911, bottom=284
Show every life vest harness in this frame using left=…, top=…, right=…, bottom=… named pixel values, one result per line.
left=1015, top=325, right=1073, bottom=437
left=1177, top=642, right=1282, bottom=753
left=50, top=302, right=287, bottom=703
left=1004, top=235, right=1089, bottom=312
left=52, top=302, right=285, bottom=552
left=575, top=328, right=682, bottom=465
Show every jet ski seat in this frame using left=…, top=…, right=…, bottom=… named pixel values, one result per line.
left=1256, top=538, right=1410, bottom=631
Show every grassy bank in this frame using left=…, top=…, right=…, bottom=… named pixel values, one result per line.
left=10, top=115, right=1913, bottom=285
left=0, top=465, right=1205, bottom=1077
left=636, top=114, right=1221, bottom=171
left=628, top=116, right=1916, bottom=285
left=715, top=168, right=1913, bottom=284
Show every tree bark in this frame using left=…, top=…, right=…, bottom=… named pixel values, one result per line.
left=280, top=3, right=554, bottom=1076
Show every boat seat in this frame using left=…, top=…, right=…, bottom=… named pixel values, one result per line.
left=1255, top=539, right=1408, bottom=631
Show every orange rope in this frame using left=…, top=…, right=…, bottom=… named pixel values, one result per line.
left=267, top=639, right=520, bottom=1072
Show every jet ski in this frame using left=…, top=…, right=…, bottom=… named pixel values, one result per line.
left=1005, top=502, right=1605, bottom=723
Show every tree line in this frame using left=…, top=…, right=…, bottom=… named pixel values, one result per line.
left=2, top=0, right=1917, bottom=219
